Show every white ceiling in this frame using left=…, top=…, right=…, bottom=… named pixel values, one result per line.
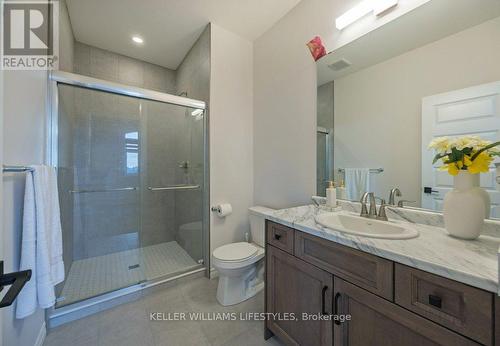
left=66, top=0, right=301, bottom=70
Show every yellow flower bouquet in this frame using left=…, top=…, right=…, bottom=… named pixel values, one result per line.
left=428, top=135, right=500, bottom=176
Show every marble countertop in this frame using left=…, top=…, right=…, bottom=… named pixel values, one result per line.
left=258, top=205, right=500, bottom=294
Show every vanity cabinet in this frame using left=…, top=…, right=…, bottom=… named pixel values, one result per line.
left=267, top=245, right=333, bottom=346
left=265, top=221, right=495, bottom=346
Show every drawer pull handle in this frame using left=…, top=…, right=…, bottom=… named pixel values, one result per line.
left=333, top=292, right=342, bottom=325
left=321, top=286, right=328, bottom=315
left=428, top=294, right=442, bottom=308
left=274, top=234, right=282, bottom=240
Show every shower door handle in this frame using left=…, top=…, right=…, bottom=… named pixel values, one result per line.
left=148, top=185, right=200, bottom=191
left=69, top=187, right=137, bottom=194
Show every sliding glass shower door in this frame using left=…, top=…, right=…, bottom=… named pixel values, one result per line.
left=55, top=83, right=205, bottom=307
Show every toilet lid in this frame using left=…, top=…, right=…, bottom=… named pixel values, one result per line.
left=213, top=242, right=258, bottom=262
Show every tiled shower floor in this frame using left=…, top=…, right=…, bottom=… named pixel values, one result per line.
left=57, top=241, right=200, bottom=307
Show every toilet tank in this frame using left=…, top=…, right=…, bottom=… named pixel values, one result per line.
left=249, top=206, right=275, bottom=247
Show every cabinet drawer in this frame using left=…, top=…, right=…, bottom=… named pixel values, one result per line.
left=266, top=221, right=294, bottom=254
left=294, top=231, right=393, bottom=300
left=395, top=264, right=493, bottom=345
left=335, top=278, right=480, bottom=346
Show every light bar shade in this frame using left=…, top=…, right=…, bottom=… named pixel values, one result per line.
left=336, top=0, right=398, bottom=30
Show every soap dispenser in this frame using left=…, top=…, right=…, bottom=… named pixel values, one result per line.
left=326, top=181, right=337, bottom=207
left=337, top=180, right=347, bottom=200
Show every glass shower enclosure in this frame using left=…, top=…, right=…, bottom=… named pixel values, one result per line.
left=49, top=71, right=208, bottom=308
left=317, top=127, right=333, bottom=197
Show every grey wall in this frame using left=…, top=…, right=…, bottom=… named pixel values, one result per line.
left=68, top=41, right=180, bottom=258
left=55, top=0, right=75, bottom=294
left=62, top=30, right=208, bottom=261
left=56, top=84, right=75, bottom=285
left=174, top=25, right=210, bottom=261
left=62, top=86, right=144, bottom=259
left=74, top=42, right=177, bottom=94
left=317, top=82, right=334, bottom=129
left=59, top=0, right=74, bottom=72
left=2, top=70, right=48, bottom=346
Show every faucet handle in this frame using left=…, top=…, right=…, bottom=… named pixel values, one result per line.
left=389, top=188, right=402, bottom=205
left=377, top=199, right=388, bottom=221
left=397, top=200, right=416, bottom=208
left=360, top=192, right=369, bottom=217
left=367, top=193, right=377, bottom=217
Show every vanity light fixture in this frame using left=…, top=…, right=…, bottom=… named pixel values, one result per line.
left=132, top=35, right=144, bottom=44
left=336, top=0, right=398, bottom=30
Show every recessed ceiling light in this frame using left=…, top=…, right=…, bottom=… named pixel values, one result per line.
left=132, top=36, right=144, bottom=44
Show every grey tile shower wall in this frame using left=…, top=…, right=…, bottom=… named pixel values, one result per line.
left=173, top=25, right=210, bottom=261
left=70, top=43, right=180, bottom=259
left=73, top=42, right=177, bottom=94
left=71, top=88, right=142, bottom=260
left=69, top=33, right=209, bottom=262
left=139, top=101, right=179, bottom=248
left=56, top=85, right=76, bottom=295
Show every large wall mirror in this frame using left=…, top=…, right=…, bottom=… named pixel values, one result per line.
left=316, top=0, right=500, bottom=218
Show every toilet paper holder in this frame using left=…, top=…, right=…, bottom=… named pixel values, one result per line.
left=211, top=204, right=232, bottom=217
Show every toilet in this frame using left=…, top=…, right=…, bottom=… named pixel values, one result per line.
left=212, top=206, right=274, bottom=306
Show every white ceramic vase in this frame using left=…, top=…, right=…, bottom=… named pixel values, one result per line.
left=443, top=171, right=490, bottom=240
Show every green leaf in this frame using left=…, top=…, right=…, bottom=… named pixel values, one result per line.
left=462, top=147, right=473, bottom=155
left=449, top=147, right=463, bottom=162
left=471, top=141, right=500, bottom=160
left=432, top=153, right=447, bottom=164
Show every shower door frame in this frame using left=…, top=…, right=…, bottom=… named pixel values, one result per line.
left=317, top=126, right=333, bottom=196
left=47, top=70, right=210, bottom=316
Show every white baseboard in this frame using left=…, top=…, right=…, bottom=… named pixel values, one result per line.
left=34, top=321, right=46, bottom=346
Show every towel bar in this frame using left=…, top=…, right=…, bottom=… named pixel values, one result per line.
left=337, top=168, right=384, bottom=174
left=2, top=165, right=34, bottom=173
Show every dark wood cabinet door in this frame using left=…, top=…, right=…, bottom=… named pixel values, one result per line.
left=334, top=278, right=480, bottom=346
left=266, top=245, right=333, bottom=346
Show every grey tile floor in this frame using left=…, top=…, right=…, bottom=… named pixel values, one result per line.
left=44, top=276, right=283, bottom=346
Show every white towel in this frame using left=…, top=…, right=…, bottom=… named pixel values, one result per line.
left=16, top=165, right=64, bottom=319
left=344, top=168, right=371, bottom=201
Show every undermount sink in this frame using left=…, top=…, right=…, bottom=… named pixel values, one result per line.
left=315, top=213, right=419, bottom=239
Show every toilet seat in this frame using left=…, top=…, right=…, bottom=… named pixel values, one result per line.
left=212, top=242, right=265, bottom=270
left=213, top=242, right=258, bottom=262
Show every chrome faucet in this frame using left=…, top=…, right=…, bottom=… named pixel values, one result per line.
left=376, top=198, right=388, bottom=221
left=360, top=192, right=388, bottom=221
left=389, top=188, right=402, bottom=205
left=360, top=192, right=376, bottom=218
left=389, top=187, right=416, bottom=208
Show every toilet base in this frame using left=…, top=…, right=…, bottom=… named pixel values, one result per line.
left=215, top=260, right=264, bottom=306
